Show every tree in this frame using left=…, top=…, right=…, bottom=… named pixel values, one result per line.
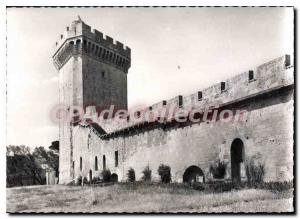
left=158, top=164, right=171, bottom=183
left=127, top=167, right=136, bottom=182
left=6, top=145, right=59, bottom=187
left=142, top=165, right=152, bottom=182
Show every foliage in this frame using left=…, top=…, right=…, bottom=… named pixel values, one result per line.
left=253, top=181, right=293, bottom=192
left=75, top=176, right=82, bottom=186
left=91, top=177, right=101, bottom=184
left=245, top=158, right=265, bottom=186
left=142, top=165, right=152, bottom=182
left=6, top=145, right=59, bottom=187
left=101, top=169, right=111, bottom=182
left=209, top=159, right=227, bottom=179
left=83, top=177, right=88, bottom=185
left=127, top=168, right=136, bottom=182
left=158, top=164, right=171, bottom=183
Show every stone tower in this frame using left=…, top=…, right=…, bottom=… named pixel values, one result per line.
left=52, top=17, right=131, bottom=183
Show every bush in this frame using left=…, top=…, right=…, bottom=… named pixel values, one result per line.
left=75, top=176, right=82, bottom=186
left=83, top=176, right=88, bottom=185
left=158, top=164, right=171, bottom=183
left=255, top=181, right=293, bottom=192
left=101, top=169, right=111, bottom=182
left=142, top=165, right=152, bottom=182
left=127, top=167, right=136, bottom=182
left=91, top=176, right=101, bottom=184
left=209, top=159, right=227, bottom=179
left=191, top=182, right=205, bottom=191
left=245, top=158, right=265, bottom=186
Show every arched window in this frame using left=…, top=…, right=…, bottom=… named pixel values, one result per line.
left=95, top=156, right=98, bottom=171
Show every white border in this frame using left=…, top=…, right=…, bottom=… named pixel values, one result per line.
left=0, top=1, right=298, bottom=218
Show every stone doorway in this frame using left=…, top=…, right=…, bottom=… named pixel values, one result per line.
left=111, top=173, right=118, bottom=182
left=230, top=138, right=244, bottom=183
left=183, top=165, right=205, bottom=183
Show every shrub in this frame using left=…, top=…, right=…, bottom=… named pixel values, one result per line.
left=158, top=164, right=171, bottom=183
left=83, top=176, right=88, bottom=185
left=75, top=176, right=82, bottom=186
left=256, top=181, right=293, bottom=192
left=209, top=159, right=227, bottom=179
left=142, top=165, right=152, bottom=182
left=191, top=182, right=205, bottom=191
left=245, top=158, right=265, bottom=186
left=91, top=176, right=101, bottom=184
left=127, top=167, right=136, bottom=182
left=101, top=169, right=111, bottom=182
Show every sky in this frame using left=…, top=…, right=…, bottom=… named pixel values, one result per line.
left=6, top=7, right=293, bottom=148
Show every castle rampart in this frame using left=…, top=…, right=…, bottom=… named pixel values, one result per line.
left=53, top=18, right=131, bottom=73
left=86, top=54, right=293, bottom=138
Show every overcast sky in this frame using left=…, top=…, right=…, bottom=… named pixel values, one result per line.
left=6, top=7, right=293, bottom=148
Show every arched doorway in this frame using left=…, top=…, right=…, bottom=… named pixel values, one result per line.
left=111, top=173, right=118, bottom=183
left=89, top=169, right=93, bottom=182
left=183, top=165, right=205, bottom=183
left=231, top=138, right=244, bottom=183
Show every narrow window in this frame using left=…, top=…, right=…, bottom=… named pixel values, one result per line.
left=101, top=71, right=105, bottom=78
left=80, top=157, right=82, bottom=171
left=221, top=82, right=226, bottom=92
left=115, top=151, right=118, bottom=167
left=72, top=161, right=75, bottom=169
left=95, top=156, right=98, bottom=171
left=249, top=70, right=254, bottom=81
left=178, top=95, right=183, bottom=108
left=162, top=100, right=167, bottom=106
left=198, top=91, right=203, bottom=101
left=285, top=54, right=291, bottom=67
left=103, top=155, right=106, bottom=170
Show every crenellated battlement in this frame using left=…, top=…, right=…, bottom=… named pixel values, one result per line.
left=95, top=54, right=294, bottom=136
left=148, top=54, right=293, bottom=113
left=53, top=17, right=131, bottom=72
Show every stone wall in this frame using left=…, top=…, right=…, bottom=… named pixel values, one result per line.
left=70, top=55, right=294, bottom=184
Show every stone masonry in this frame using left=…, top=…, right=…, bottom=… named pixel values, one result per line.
left=53, top=18, right=294, bottom=184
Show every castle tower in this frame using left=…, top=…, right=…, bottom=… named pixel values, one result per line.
left=52, top=17, right=131, bottom=183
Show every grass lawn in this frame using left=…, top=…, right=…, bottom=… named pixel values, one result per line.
left=6, top=183, right=294, bottom=213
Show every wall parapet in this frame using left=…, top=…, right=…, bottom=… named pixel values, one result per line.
left=97, top=54, right=294, bottom=135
